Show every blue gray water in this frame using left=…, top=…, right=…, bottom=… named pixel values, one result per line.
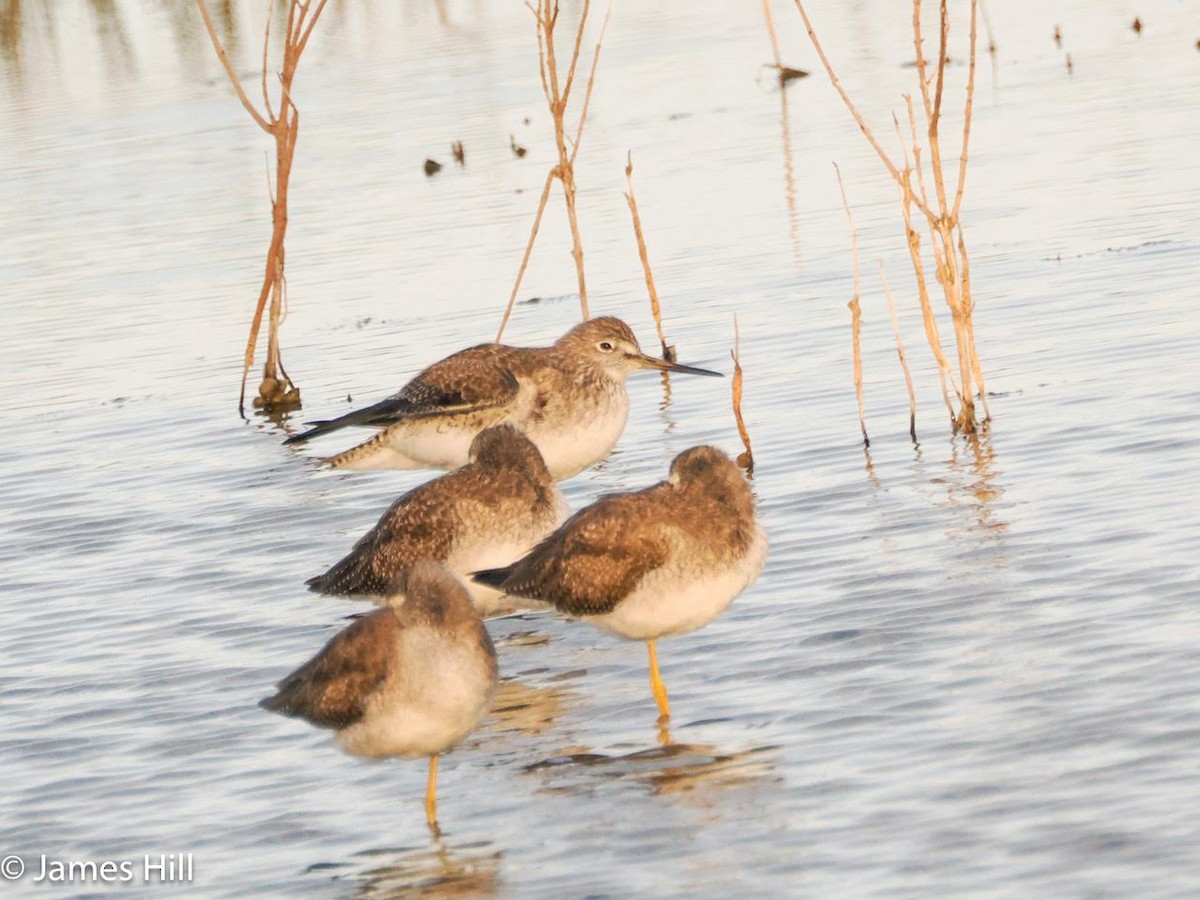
left=1, top=0, right=1198, bottom=896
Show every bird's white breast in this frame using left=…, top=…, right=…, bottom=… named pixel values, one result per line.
left=587, top=523, right=768, bottom=642
left=527, top=382, right=629, bottom=480
left=336, top=630, right=496, bottom=759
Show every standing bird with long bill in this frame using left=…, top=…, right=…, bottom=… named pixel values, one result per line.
left=284, top=317, right=721, bottom=480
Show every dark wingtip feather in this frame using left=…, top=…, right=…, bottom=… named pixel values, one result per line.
left=259, top=692, right=287, bottom=714
left=470, top=566, right=512, bottom=590
left=283, top=420, right=335, bottom=445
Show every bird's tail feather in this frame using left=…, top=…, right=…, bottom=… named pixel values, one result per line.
left=470, top=566, right=512, bottom=590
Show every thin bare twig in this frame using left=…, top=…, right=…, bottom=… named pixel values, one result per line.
left=791, top=0, right=934, bottom=221
left=833, top=162, right=869, bottom=448
left=624, top=152, right=673, bottom=360
left=195, top=0, right=272, bottom=133
left=568, top=2, right=612, bottom=166
left=761, top=0, right=784, bottom=70
left=500, top=0, right=608, bottom=337
left=261, top=4, right=275, bottom=120
left=197, top=0, right=328, bottom=413
left=560, top=0, right=592, bottom=107
left=731, top=315, right=754, bottom=472
left=978, top=0, right=996, bottom=54
left=879, top=262, right=917, bottom=442
left=951, top=0, right=979, bottom=220
left=496, top=168, right=557, bottom=343
left=797, top=0, right=988, bottom=436
left=297, top=0, right=330, bottom=56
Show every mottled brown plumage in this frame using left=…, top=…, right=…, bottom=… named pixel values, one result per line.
left=477, top=446, right=760, bottom=616
left=261, top=609, right=400, bottom=729
left=284, top=318, right=722, bottom=480
left=307, top=425, right=566, bottom=614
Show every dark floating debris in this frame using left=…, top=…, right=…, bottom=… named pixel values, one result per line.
left=778, top=65, right=809, bottom=85
left=253, top=376, right=300, bottom=410
left=423, top=158, right=443, bottom=176
left=902, top=54, right=952, bottom=68
left=1131, top=17, right=1142, bottom=35
left=451, top=140, right=465, bottom=165
left=509, top=134, right=527, bottom=158
left=1053, top=25, right=1062, bottom=47
left=1066, top=53, right=1074, bottom=74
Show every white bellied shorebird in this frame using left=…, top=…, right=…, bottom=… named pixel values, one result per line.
left=284, top=317, right=721, bottom=480
left=260, top=562, right=498, bottom=831
left=307, top=425, right=568, bottom=616
left=473, top=446, right=766, bottom=721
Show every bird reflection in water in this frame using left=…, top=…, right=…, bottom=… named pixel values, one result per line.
left=524, top=741, right=780, bottom=800
left=479, top=676, right=580, bottom=739
left=330, top=840, right=503, bottom=899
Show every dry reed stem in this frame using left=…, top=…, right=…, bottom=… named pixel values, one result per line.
left=498, top=0, right=609, bottom=341
left=914, top=0, right=949, bottom=216
left=569, top=4, right=612, bottom=166
left=958, top=225, right=991, bottom=420
left=623, top=152, right=673, bottom=361
left=793, top=0, right=987, bottom=434
left=496, top=168, right=557, bottom=343
left=197, top=0, right=328, bottom=414
left=833, top=162, right=868, bottom=448
left=790, top=0, right=932, bottom=220
left=760, top=0, right=809, bottom=84
left=912, top=0, right=981, bottom=430
left=761, top=0, right=784, bottom=69
left=730, top=315, right=754, bottom=472
left=878, top=262, right=918, bottom=441
left=898, top=172, right=956, bottom=421
left=977, top=0, right=997, bottom=54
left=952, top=0, right=978, bottom=221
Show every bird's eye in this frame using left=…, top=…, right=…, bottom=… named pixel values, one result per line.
left=597, top=341, right=615, bottom=352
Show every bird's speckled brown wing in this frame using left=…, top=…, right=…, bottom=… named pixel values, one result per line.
left=307, top=479, right=461, bottom=596
left=392, top=349, right=522, bottom=421
left=260, top=609, right=400, bottom=729
left=285, top=345, right=522, bottom=444
left=490, top=489, right=673, bottom=616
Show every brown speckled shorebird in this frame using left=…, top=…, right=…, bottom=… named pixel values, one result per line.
left=308, top=425, right=568, bottom=616
left=284, top=317, right=722, bottom=480
left=260, top=562, right=498, bottom=831
left=473, top=446, right=767, bottom=721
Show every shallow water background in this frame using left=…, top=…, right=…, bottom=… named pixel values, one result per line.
left=2, top=0, right=1198, bottom=896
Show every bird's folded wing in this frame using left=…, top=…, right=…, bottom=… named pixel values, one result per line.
left=395, top=364, right=521, bottom=422
left=498, top=495, right=672, bottom=617
left=284, top=346, right=520, bottom=444
left=308, top=487, right=459, bottom=595
left=260, top=609, right=400, bottom=728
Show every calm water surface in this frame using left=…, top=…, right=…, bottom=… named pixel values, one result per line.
left=2, top=0, right=1198, bottom=896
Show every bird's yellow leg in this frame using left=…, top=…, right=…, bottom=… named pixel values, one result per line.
left=425, top=755, right=440, bottom=832
left=647, top=640, right=671, bottom=721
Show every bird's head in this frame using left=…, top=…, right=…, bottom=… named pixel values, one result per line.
left=556, top=317, right=722, bottom=381
left=468, top=424, right=552, bottom=483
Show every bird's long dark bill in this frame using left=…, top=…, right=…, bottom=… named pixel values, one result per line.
left=635, top=354, right=723, bottom=377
